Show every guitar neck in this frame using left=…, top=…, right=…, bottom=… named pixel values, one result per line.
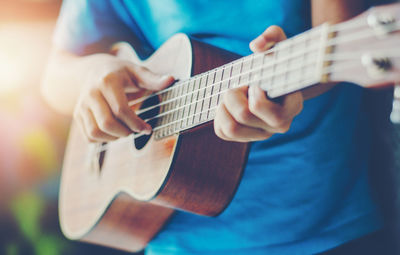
left=148, top=25, right=330, bottom=139
left=132, top=3, right=400, bottom=140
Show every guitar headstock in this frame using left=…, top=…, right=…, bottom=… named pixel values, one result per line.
left=326, top=3, right=400, bottom=88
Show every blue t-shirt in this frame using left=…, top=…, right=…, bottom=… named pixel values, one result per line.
left=54, top=1, right=383, bottom=254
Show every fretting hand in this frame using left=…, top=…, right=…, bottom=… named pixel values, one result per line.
left=214, top=26, right=304, bottom=142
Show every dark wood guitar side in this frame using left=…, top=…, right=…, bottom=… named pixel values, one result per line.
left=59, top=34, right=250, bottom=252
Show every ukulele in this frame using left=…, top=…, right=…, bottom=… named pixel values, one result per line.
left=59, top=3, right=400, bottom=252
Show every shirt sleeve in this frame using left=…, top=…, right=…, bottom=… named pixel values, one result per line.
left=53, top=0, right=138, bottom=55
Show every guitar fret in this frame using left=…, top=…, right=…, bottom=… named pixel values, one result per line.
left=192, top=75, right=204, bottom=124
left=250, top=54, right=264, bottom=87
left=159, top=91, right=169, bottom=130
left=209, top=69, right=220, bottom=119
left=169, top=87, right=177, bottom=134
left=159, top=92, right=167, bottom=137
left=189, top=77, right=200, bottom=126
left=240, top=56, right=252, bottom=86
left=281, top=40, right=292, bottom=90
left=230, top=61, right=242, bottom=89
left=288, top=41, right=293, bottom=84
left=267, top=48, right=277, bottom=92
left=210, top=68, right=223, bottom=114
left=175, top=81, right=184, bottom=132
left=302, top=32, right=309, bottom=84
left=166, top=89, right=176, bottom=135
left=217, top=65, right=231, bottom=104
left=180, top=83, right=187, bottom=129
left=215, top=68, right=224, bottom=105
left=199, top=73, right=209, bottom=123
left=237, top=58, right=244, bottom=88
left=223, top=64, right=232, bottom=91
left=180, top=81, right=190, bottom=129
left=175, top=84, right=182, bottom=132
left=185, top=80, right=193, bottom=127
left=187, top=79, right=197, bottom=126
left=167, top=87, right=176, bottom=135
left=247, top=55, right=255, bottom=87
left=259, top=54, right=266, bottom=87
left=203, top=72, right=215, bottom=121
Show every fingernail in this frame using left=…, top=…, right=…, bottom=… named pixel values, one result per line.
left=143, top=124, right=152, bottom=135
left=248, top=85, right=255, bottom=106
left=161, top=74, right=174, bottom=81
left=250, top=37, right=275, bottom=52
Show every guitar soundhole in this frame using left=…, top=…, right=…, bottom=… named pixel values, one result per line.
left=98, top=143, right=106, bottom=171
left=134, top=94, right=160, bottom=150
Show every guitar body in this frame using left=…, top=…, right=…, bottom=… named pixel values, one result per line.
left=59, top=34, right=250, bottom=252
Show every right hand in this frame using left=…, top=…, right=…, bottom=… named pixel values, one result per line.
left=74, top=54, right=174, bottom=143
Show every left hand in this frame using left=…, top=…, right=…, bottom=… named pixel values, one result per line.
left=214, top=26, right=304, bottom=142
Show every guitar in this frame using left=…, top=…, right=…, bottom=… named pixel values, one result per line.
left=59, top=3, right=400, bottom=252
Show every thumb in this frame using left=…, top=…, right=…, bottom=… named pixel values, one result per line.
left=126, top=63, right=175, bottom=91
left=249, top=25, right=287, bottom=53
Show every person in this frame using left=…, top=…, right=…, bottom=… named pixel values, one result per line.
left=42, top=1, right=389, bottom=254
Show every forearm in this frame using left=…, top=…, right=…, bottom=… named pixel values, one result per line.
left=41, top=48, right=111, bottom=115
left=311, top=0, right=365, bottom=27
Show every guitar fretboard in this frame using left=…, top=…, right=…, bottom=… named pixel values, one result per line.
left=150, top=25, right=331, bottom=139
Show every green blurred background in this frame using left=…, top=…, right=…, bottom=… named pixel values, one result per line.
left=0, top=0, right=135, bottom=254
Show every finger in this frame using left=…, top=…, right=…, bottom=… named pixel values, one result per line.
left=100, top=71, right=152, bottom=134
left=222, top=86, right=266, bottom=129
left=125, top=63, right=175, bottom=91
left=249, top=25, right=287, bottom=52
left=75, top=112, right=96, bottom=143
left=215, top=103, right=272, bottom=142
left=88, top=90, right=132, bottom=137
left=248, top=85, right=303, bottom=133
left=81, top=108, right=118, bottom=142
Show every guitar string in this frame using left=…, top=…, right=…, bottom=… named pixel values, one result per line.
left=141, top=59, right=318, bottom=124
left=326, top=23, right=400, bottom=47
left=139, top=60, right=366, bottom=133
left=96, top=42, right=400, bottom=152
left=94, top=24, right=400, bottom=152
left=126, top=29, right=324, bottom=106
left=95, top=57, right=386, bottom=152
left=133, top=37, right=396, bottom=127
left=140, top=51, right=400, bottom=133
left=131, top=22, right=400, bottom=117
left=125, top=20, right=360, bottom=107
left=138, top=46, right=400, bottom=125
left=97, top=78, right=316, bottom=152
left=135, top=51, right=319, bottom=117
left=129, top=42, right=320, bottom=109
left=127, top=20, right=400, bottom=109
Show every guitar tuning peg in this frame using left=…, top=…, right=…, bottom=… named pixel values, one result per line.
left=390, top=83, right=400, bottom=123
left=362, top=53, right=393, bottom=80
left=368, top=11, right=397, bottom=37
